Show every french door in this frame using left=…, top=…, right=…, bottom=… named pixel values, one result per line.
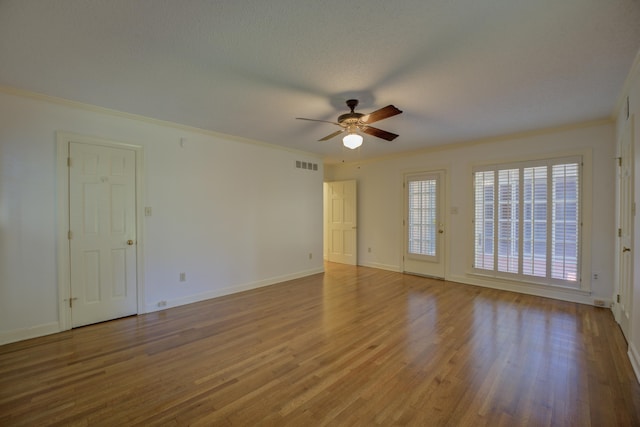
left=403, top=171, right=446, bottom=278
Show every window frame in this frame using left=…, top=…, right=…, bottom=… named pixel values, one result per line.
left=471, top=155, right=586, bottom=290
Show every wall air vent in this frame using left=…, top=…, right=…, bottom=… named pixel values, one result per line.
left=296, top=160, right=319, bottom=171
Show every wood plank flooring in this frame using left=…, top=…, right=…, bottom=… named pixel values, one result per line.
left=1, top=263, right=639, bottom=426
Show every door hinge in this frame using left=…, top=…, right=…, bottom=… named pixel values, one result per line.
left=67, top=157, right=72, bottom=167
left=618, top=157, right=622, bottom=167
left=618, top=228, right=622, bottom=237
left=617, top=294, right=621, bottom=303
left=68, top=230, right=73, bottom=240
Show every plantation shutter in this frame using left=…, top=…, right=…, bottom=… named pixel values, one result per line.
left=473, top=157, right=581, bottom=286
left=474, top=171, right=494, bottom=269
left=407, top=176, right=438, bottom=256
left=551, top=163, right=580, bottom=281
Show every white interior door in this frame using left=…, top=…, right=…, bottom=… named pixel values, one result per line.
left=69, top=141, right=138, bottom=327
left=404, top=171, right=446, bottom=278
left=616, top=116, right=634, bottom=341
left=327, top=180, right=357, bottom=265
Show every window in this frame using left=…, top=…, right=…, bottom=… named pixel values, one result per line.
left=407, top=176, right=438, bottom=257
left=473, top=157, right=581, bottom=286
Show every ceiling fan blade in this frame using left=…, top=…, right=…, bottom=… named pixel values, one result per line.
left=296, top=117, right=341, bottom=126
left=360, top=105, right=403, bottom=124
left=318, top=129, right=345, bottom=141
left=361, top=126, right=399, bottom=141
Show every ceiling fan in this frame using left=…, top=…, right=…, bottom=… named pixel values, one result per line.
left=296, top=99, right=402, bottom=149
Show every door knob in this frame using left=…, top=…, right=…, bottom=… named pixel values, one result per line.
left=623, top=247, right=631, bottom=252
left=127, top=240, right=134, bottom=246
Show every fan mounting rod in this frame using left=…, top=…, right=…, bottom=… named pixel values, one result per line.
left=338, top=99, right=364, bottom=124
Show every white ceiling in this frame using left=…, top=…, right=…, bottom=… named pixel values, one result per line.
left=1, top=1, right=639, bottom=163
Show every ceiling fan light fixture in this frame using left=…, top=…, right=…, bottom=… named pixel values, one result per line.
left=343, top=132, right=363, bottom=149
left=296, top=99, right=402, bottom=147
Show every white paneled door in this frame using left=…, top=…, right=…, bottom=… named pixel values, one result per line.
left=68, top=142, right=138, bottom=327
left=404, top=171, right=446, bottom=278
left=327, top=180, right=357, bottom=265
left=616, top=116, right=634, bottom=342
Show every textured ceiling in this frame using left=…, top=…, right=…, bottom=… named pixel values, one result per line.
left=1, top=0, right=639, bottom=163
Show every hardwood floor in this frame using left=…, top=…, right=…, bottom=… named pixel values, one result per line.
left=1, top=263, right=639, bottom=426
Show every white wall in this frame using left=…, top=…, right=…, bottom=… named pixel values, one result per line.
left=0, top=89, right=324, bottom=344
left=325, top=121, right=615, bottom=305
left=615, top=50, right=640, bottom=381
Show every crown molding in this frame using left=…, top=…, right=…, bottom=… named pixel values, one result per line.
left=328, top=117, right=613, bottom=167
left=0, top=85, right=322, bottom=160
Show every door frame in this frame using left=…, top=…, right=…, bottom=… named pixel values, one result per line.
left=56, top=132, right=146, bottom=330
left=614, top=116, right=634, bottom=339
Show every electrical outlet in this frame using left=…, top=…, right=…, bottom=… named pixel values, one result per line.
left=144, top=207, right=152, bottom=216
left=179, top=272, right=186, bottom=282
left=308, top=253, right=312, bottom=260
left=368, top=247, right=372, bottom=253
left=158, top=300, right=167, bottom=307
left=592, top=273, right=599, bottom=280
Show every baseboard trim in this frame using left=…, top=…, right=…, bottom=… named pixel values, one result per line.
left=145, top=267, right=325, bottom=313
left=629, top=342, right=640, bottom=384
left=0, top=322, right=61, bottom=346
left=0, top=267, right=612, bottom=346
left=447, top=274, right=595, bottom=306
left=356, top=267, right=598, bottom=305
left=358, top=261, right=401, bottom=272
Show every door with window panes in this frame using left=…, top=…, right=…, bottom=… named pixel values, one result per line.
left=404, top=171, right=446, bottom=278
